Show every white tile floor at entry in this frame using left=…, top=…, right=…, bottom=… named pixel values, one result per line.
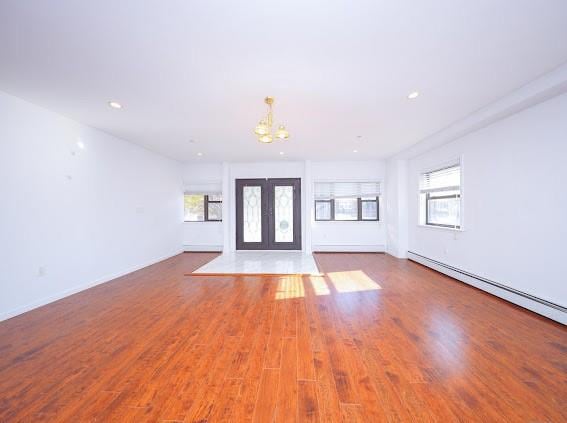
left=193, top=251, right=321, bottom=275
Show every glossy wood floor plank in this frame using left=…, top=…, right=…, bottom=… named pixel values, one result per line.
left=0, top=252, right=565, bottom=422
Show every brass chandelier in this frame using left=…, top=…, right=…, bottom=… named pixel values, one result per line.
left=254, top=96, right=289, bottom=143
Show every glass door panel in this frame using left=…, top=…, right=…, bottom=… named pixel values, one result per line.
left=236, top=178, right=301, bottom=250
left=236, top=179, right=268, bottom=250
left=267, top=178, right=301, bottom=250
left=243, top=186, right=262, bottom=242
left=274, top=185, right=294, bottom=243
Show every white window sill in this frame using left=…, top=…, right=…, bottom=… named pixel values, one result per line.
left=314, top=220, right=382, bottom=223
left=417, top=224, right=464, bottom=232
left=183, top=220, right=223, bottom=223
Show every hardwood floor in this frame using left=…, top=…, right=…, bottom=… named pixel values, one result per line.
left=0, top=253, right=565, bottom=422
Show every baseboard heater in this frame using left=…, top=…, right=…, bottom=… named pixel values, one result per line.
left=183, top=245, right=223, bottom=252
left=312, top=244, right=385, bottom=253
left=407, top=251, right=566, bottom=325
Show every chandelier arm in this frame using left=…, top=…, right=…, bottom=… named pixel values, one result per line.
left=267, top=102, right=273, bottom=132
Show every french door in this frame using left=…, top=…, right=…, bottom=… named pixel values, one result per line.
left=235, top=178, right=301, bottom=250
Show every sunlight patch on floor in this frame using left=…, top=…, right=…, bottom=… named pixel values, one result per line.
left=274, top=270, right=381, bottom=300
left=309, top=276, right=331, bottom=296
left=275, top=276, right=305, bottom=300
left=326, top=270, right=381, bottom=293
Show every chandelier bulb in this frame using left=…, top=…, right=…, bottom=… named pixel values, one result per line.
left=258, top=134, right=273, bottom=143
left=254, top=119, right=269, bottom=136
left=275, top=124, right=289, bottom=140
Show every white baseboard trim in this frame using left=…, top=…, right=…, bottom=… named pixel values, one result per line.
left=408, top=251, right=566, bottom=325
left=312, top=244, right=385, bottom=253
left=385, top=247, right=408, bottom=259
left=0, top=249, right=184, bottom=323
left=183, top=245, right=223, bottom=252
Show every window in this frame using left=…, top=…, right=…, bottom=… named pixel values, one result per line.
left=184, top=193, right=222, bottom=222
left=314, top=182, right=380, bottom=221
left=419, top=164, right=461, bottom=229
left=206, top=194, right=222, bottom=221
left=361, top=196, right=378, bottom=220
left=315, top=200, right=332, bottom=220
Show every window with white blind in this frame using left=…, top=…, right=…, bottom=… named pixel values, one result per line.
left=184, top=182, right=222, bottom=222
left=314, top=182, right=381, bottom=221
left=419, top=164, right=461, bottom=229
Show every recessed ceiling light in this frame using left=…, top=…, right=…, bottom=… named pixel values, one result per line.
left=353, top=149, right=358, bottom=153
left=197, top=152, right=203, bottom=156
left=77, top=141, right=85, bottom=149
left=279, top=151, right=284, bottom=155
left=407, top=91, right=419, bottom=100
left=108, top=101, right=122, bottom=109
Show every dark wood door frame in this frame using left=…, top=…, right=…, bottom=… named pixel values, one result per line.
left=235, top=178, right=301, bottom=250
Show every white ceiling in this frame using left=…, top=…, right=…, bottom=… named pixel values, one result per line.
left=1, top=0, right=567, bottom=163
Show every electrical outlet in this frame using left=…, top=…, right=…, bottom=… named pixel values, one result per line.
left=38, top=266, right=46, bottom=277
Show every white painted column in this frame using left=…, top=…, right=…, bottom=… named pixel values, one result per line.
left=385, top=158, right=408, bottom=258
left=396, top=159, right=408, bottom=258
left=303, top=160, right=313, bottom=254
left=221, top=162, right=231, bottom=252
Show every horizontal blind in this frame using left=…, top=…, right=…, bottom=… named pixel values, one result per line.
left=183, top=181, right=222, bottom=195
left=420, top=165, right=460, bottom=193
left=314, top=181, right=381, bottom=199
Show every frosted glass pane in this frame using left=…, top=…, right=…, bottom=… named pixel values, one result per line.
left=275, top=186, right=293, bottom=243
left=243, top=186, right=262, bottom=242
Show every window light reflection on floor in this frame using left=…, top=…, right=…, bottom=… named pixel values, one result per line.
left=275, top=276, right=305, bottom=300
left=309, top=276, right=331, bottom=296
left=275, top=271, right=381, bottom=300
left=326, top=270, right=381, bottom=293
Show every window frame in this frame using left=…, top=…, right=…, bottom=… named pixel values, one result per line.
left=184, top=194, right=223, bottom=222
left=204, top=194, right=222, bottom=222
left=424, top=192, right=460, bottom=229
left=314, top=196, right=379, bottom=221
left=314, top=199, right=334, bottom=221
left=333, top=197, right=359, bottom=221
left=360, top=196, right=380, bottom=221
left=419, top=160, right=462, bottom=230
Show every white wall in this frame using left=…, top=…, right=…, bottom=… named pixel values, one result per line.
left=181, top=159, right=386, bottom=253
left=406, top=92, right=567, bottom=316
left=182, top=163, right=223, bottom=251
left=311, top=161, right=386, bottom=252
left=0, top=91, right=183, bottom=321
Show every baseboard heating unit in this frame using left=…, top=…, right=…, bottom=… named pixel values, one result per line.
left=407, top=251, right=566, bottom=325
